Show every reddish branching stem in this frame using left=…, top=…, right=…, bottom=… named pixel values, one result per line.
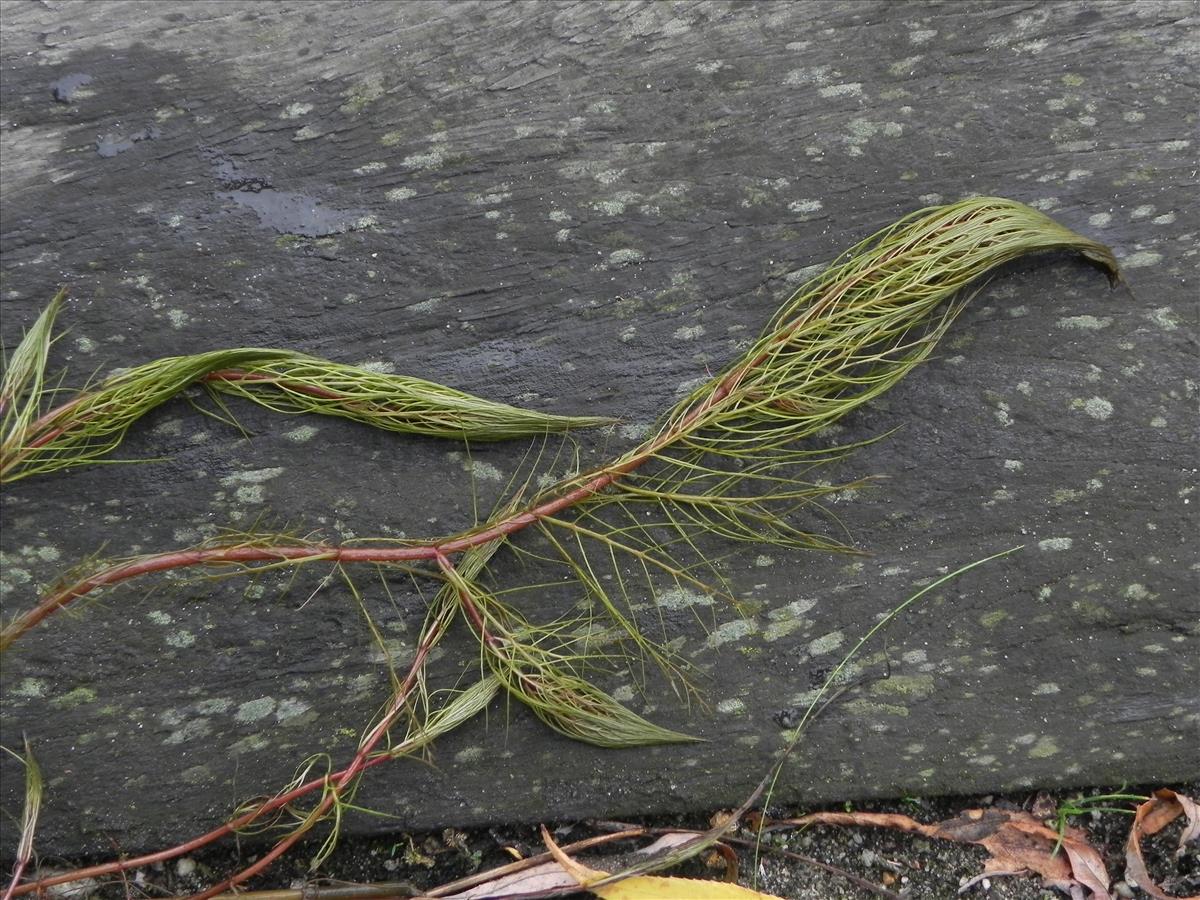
left=12, top=600, right=456, bottom=899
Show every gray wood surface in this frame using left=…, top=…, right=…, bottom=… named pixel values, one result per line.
left=1, top=0, right=1197, bottom=857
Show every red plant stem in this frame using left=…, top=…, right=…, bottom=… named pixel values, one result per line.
left=12, top=602, right=455, bottom=898
left=2, top=357, right=745, bottom=651
left=2, top=857, right=29, bottom=900
left=184, top=599, right=457, bottom=900
left=3, top=221, right=970, bottom=891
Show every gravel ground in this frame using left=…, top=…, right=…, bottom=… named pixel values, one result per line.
left=21, top=784, right=1198, bottom=899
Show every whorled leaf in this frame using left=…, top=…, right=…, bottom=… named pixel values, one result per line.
left=560, top=196, right=1119, bottom=549
left=1, top=287, right=65, bottom=451
left=0, top=335, right=609, bottom=483
left=205, top=355, right=612, bottom=441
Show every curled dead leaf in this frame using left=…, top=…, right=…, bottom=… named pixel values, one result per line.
left=1124, top=789, right=1200, bottom=900
left=772, top=806, right=1110, bottom=898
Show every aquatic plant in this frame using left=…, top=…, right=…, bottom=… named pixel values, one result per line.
left=0, top=196, right=1118, bottom=898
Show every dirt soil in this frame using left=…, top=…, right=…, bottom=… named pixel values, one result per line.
left=23, top=784, right=1199, bottom=899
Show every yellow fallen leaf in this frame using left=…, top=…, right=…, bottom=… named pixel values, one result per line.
left=587, top=874, right=789, bottom=899
left=539, top=825, right=785, bottom=900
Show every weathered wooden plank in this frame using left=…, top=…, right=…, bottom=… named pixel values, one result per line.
left=1, top=0, right=1196, bottom=858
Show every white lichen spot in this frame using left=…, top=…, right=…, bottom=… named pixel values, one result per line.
left=819, top=82, right=862, bottom=99
left=1152, top=212, right=1176, bottom=224
left=594, top=168, right=626, bottom=185
left=716, top=698, right=746, bottom=714
left=221, top=467, right=284, bottom=486
left=1016, top=381, right=1032, bottom=396
left=74, top=335, right=97, bottom=353
left=706, top=618, right=758, bottom=649
left=754, top=554, right=774, bottom=568
left=908, top=27, right=938, bottom=44
left=784, top=66, right=833, bottom=86
left=1033, top=682, right=1060, bottom=695
left=1057, top=315, right=1111, bottom=330
left=888, top=56, right=923, bottom=76
left=1123, top=110, right=1145, bottom=123
left=280, top=102, right=313, bottom=119
left=166, top=630, right=195, bottom=648
left=402, top=146, right=449, bottom=170
left=285, top=424, right=318, bottom=443
left=695, top=60, right=724, bottom=74
left=358, top=360, right=395, bottom=374
left=994, top=401, right=1013, bottom=427
left=1123, top=250, right=1161, bottom=269
left=1131, top=204, right=1155, bottom=219
left=1004, top=459, right=1024, bottom=472
left=354, top=162, right=388, bottom=175
left=656, top=586, right=713, bottom=610
left=235, top=697, right=276, bottom=723
left=292, top=124, right=324, bottom=142
left=1088, top=212, right=1111, bottom=227
left=164, top=718, right=211, bottom=745
left=1071, top=396, right=1113, bottom=420
left=769, top=598, right=817, bottom=620
left=808, top=630, right=845, bottom=656
left=167, top=214, right=184, bottom=228
left=612, top=685, right=635, bottom=702
left=1029, top=735, right=1059, bottom=758
left=1123, top=583, right=1149, bottom=601
left=1030, top=197, right=1058, bottom=211
left=548, top=209, right=571, bottom=223
left=1160, top=139, right=1191, bottom=152
left=555, top=228, right=571, bottom=242
left=1144, top=307, right=1179, bottom=331
left=788, top=199, right=824, bottom=216
left=408, top=298, right=440, bottom=314
left=1141, top=643, right=1165, bottom=654
left=1150, top=415, right=1167, bottom=428
left=148, top=610, right=173, bottom=625
left=385, top=187, right=416, bottom=202
left=902, top=649, right=927, bottom=665
left=608, top=248, right=644, bottom=266
left=467, top=460, right=503, bottom=483
left=786, top=263, right=826, bottom=284
left=882, top=122, right=904, bottom=137
left=673, top=324, right=705, bottom=341
left=275, top=697, right=312, bottom=722
left=455, top=746, right=485, bottom=764
left=1038, top=537, right=1073, bottom=552
left=196, top=697, right=232, bottom=714
left=167, top=309, right=190, bottom=329
left=13, top=678, right=47, bottom=698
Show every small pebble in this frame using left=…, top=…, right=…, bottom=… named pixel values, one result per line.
left=175, top=858, right=197, bottom=878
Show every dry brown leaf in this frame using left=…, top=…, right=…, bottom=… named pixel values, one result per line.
left=442, top=860, right=579, bottom=899
left=775, top=806, right=1110, bottom=898
left=1124, top=788, right=1200, bottom=900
